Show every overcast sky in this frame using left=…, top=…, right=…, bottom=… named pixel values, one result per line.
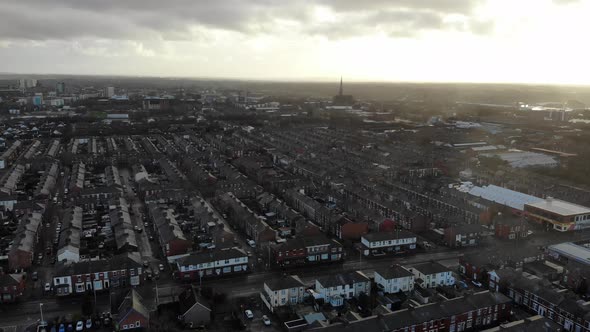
left=0, top=0, right=587, bottom=84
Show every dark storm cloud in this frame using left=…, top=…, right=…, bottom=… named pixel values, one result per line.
left=0, top=0, right=490, bottom=41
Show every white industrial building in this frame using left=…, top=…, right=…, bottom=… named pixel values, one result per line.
left=483, top=150, right=558, bottom=168
left=456, top=183, right=542, bottom=211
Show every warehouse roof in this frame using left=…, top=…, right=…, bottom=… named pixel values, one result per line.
left=548, top=242, right=590, bottom=265
left=458, top=183, right=542, bottom=211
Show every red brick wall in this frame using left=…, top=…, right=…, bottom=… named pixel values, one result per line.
left=340, top=222, right=369, bottom=240
left=119, top=310, right=148, bottom=330
left=168, top=238, right=192, bottom=257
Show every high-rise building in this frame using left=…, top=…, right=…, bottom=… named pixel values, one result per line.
left=56, top=82, right=65, bottom=95
left=32, top=93, right=43, bottom=106
left=19, top=78, right=37, bottom=90
left=106, top=86, right=115, bottom=98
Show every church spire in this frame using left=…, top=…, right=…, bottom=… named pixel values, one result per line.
left=339, top=76, right=343, bottom=96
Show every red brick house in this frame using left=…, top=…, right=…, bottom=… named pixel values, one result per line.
left=459, top=254, right=499, bottom=283
left=148, top=203, right=192, bottom=257
left=334, top=217, right=369, bottom=240
left=0, top=273, right=25, bottom=303
left=273, top=235, right=344, bottom=267
left=117, top=290, right=150, bottom=330
left=8, top=212, right=43, bottom=270
left=443, top=224, right=485, bottom=248
left=494, top=218, right=530, bottom=240
left=52, top=254, right=143, bottom=296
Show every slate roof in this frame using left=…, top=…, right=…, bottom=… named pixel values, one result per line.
left=177, top=248, right=247, bottom=266
left=362, top=230, right=416, bottom=242
left=375, top=265, right=414, bottom=280
left=412, top=261, right=450, bottom=275
left=265, top=275, right=304, bottom=291
left=316, top=271, right=369, bottom=288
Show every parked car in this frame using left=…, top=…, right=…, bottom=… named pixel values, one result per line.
left=44, top=283, right=51, bottom=291
left=75, top=320, right=83, bottom=331
left=247, top=240, right=256, bottom=248
left=472, top=280, right=483, bottom=288
left=85, top=318, right=92, bottom=329
left=262, top=315, right=271, bottom=326
left=32, top=271, right=38, bottom=281
left=244, top=310, right=254, bottom=319
left=158, top=263, right=164, bottom=271
left=58, top=324, right=65, bottom=332
left=456, top=281, right=468, bottom=289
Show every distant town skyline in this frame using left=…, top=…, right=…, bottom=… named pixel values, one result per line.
left=0, top=0, right=588, bottom=85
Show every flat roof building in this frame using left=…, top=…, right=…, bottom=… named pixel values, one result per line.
left=525, top=198, right=590, bottom=232
left=548, top=242, right=590, bottom=266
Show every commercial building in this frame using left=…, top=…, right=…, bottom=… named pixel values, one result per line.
left=456, top=183, right=542, bottom=212
left=360, top=230, right=417, bottom=257
left=56, top=82, right=65, bottom=94
left=105, top=86, right=115, bottom=98
left=547, top=241, right=590, bottom=267
left=525, top=197, right=590, bottom=231
left=175, top=248, right=249, bottom=281
left=483, top=150, right=558, bottom=168
left=52, top=254, right=143, bottom=296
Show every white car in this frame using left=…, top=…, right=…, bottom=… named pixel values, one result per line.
left=262, top=315, right=271, bottom=326
left=85, top=319, right=92, bottom=329
left=75, top=320, right=83, bottom=331
left=158, top=263, right=165, bottom=271
left=44, top=283, right=51, bottom=292
left=244, top=309, right=254, bottom=319
left=472, top=280, right=483, bottom=288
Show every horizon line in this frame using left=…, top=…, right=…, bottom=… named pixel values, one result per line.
left=1, top=72, right=589, bottom=88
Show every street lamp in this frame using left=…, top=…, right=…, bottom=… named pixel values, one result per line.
left=39, top=303, right=45, bottom=325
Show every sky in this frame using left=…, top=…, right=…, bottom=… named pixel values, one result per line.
left=0, top=0, right=588, bottom=84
